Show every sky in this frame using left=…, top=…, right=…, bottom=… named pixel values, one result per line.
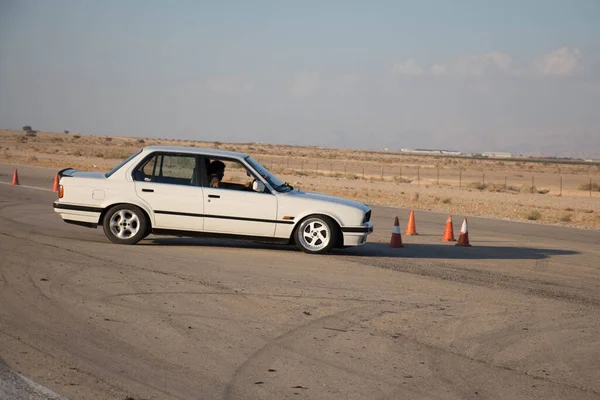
left=1, top=0, right=599, bottom=157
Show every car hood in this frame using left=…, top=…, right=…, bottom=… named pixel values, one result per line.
left=286, top=189, right=370, bottom=211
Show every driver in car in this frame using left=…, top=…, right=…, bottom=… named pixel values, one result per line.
left=208, top=160, right=253, bottom=190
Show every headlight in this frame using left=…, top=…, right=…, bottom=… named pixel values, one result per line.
left=362, top=210, right=371, bottom=224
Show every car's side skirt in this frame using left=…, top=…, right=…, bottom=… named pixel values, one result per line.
left=151, top=228, right=291, bottom=245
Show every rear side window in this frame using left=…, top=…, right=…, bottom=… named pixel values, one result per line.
left=133, top=153, right=198, bottom=186
left=105, top=150, right=142, bottom=178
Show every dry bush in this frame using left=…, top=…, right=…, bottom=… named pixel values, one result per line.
left=559, top=214, right=572, bottom=222
left=527, top=211, right=542, bottom=221
left=579, top=183, right=600, bottom=192
left=442, top=197, right=452, bottom=204
left=393, top=176, right=412, bottom=183
left=468, top=182, right=488, bottom=190
left=412, top=192, right=420, bottom=202
left=520, top=185, right=536, bottom=194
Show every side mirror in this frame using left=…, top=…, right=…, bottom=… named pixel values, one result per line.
left=252, top=180, right=266, bottom=193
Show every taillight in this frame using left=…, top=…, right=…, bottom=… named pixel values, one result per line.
left=59, top=185, right=64, bottom=198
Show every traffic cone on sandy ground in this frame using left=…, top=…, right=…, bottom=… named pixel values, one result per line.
left=441, top=215, right=456, bottom=242
left=455, top=218, right=472, bottom=247
left=11, top=169, right=19, bottom=185
left=405, top=210, right=418, bottom=235
left=390, top=217, right=404, bottom=248
left=52, top=174, right=60, bottom=192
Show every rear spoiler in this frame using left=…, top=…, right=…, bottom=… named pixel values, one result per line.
left=57, top=168, right=80, bottom=177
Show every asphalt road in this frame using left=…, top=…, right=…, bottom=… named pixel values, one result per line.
left=1, top=163, right=599, bottom=400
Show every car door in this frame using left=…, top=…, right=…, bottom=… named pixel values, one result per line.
left=133, top=152, right=204, bottom=231
left=202, top=157, right=278, bottom=237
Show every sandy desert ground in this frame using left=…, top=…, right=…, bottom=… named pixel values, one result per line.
left=1, top=129, right=599, bottom=230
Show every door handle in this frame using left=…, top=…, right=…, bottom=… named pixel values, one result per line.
left=208, top=194, right=220, bottom=199
left=142, top=189, right=154, bottom=193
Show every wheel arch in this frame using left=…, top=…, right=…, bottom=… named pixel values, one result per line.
left=98, top=202, right=152, bottom=231
left=290, top=213, right=344, bottom=248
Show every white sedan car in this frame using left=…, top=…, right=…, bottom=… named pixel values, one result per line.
left=53, top=146, right=373, bottom=254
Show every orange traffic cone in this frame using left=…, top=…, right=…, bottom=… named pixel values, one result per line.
left=390, top=216, right=404, bottom=248
left=455, top=218, right=472, bottom=247
left=405, top=210, right=418, bottom=235
left=52, top=174, right=60, bottom=192
left=441, top=215, right=456, bottom=242
left=11, top=169, right=19, bottom=185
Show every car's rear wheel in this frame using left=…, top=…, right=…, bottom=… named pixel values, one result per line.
left=102, top=204, right=148, bottom=245
left=294, top=215, right=338, bottom=254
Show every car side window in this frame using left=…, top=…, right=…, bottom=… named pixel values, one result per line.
left=134, top=154, right=197, bottom=186
left=204, top=158, right=257, bottom=192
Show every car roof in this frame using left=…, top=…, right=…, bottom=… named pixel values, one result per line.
left=142, top=145, right=249, bottom=159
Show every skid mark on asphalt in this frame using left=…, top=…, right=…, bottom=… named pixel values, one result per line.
left=337, top=255, right=600, bottom=308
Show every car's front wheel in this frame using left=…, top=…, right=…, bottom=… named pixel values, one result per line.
left=102, top=204, right=148, bottom=245
left=294, top=215, right=338, bottom=254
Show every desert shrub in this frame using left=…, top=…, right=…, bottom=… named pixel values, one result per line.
left=394, top=176, right=412, bottom=183
left=105, top=137, right=113, bottom=142
left=526, top=211, right=541, bottom=221
left=25, top=131, right=37, bottom=137
left=520, top=185, right=536, bottom=194
left=442, top=197, right=452, bottom=204
left=559, top=214, right=572, bottom=222
left=137, top=139, right=145, bottom=144
left=412, top=192, right=420, bottom=202
left=579, top=183, right=600, bottom=192
left=468, top=182, right=488, bottom=190
left=73, top=135, right=81, bottom=139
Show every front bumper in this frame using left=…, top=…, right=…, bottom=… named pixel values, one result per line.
left=341, top=222, right=374, bottom=246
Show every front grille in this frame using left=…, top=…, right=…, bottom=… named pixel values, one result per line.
left=363, top=210, right=371, bottom=224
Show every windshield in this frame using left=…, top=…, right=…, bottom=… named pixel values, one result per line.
left=105, top=150, right=142, bottom=178
left=245, top=156, right=292, bottom=192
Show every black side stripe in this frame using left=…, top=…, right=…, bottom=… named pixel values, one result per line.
left=154, top=210, right=203, bottom=218
left=53, top=203, right=103, bottom=213
left=154, top=210, right=295, bottom=225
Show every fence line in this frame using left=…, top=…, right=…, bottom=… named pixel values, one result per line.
left=252, top=156, right=598, bottom=198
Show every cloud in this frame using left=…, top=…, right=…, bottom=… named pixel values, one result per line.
left=450, top=52, right=513, bottom=76
left=290, top=72, right=320, bottom=97
left=534, top=47, right=581, bottom=76
left=207, top=76, right=255, bottom=95
left=430, top=64, right=447, bottom=76
left=395, top=52, right=513, bottom=78
left=392, top=59, right=425, bottom=76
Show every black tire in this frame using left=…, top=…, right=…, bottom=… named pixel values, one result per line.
left=102, top=204, right=148, bottom=245
left=294, top=215, right=338, bottom=254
